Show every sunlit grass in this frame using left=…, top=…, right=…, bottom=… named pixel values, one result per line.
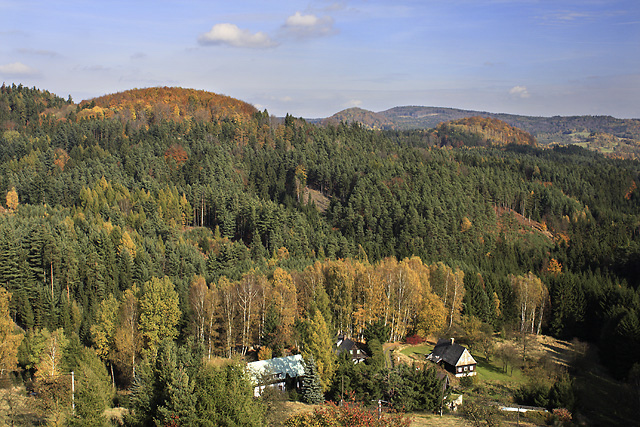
left=473, top=355, right=525, bottom=383
left=400, top=344, right=433, bottom=358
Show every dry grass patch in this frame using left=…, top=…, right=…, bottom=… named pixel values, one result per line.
left=410, top=413, right=471, bottom=426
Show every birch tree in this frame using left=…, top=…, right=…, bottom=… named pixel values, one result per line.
left=114, top=285, right=141, bottom=384
left=236, top=272, right=261, bottom=355
left=189, top=275, right=208, bottom=344
left=510, top=272, right=547, bottom=334
left=217, top=276, right=236, bottom=357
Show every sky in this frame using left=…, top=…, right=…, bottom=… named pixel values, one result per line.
left=0, top=0, right=638, bottom=119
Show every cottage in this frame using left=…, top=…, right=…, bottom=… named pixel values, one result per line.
left=246, top=354, right=305, bottom=397
left=336, top=336, right=368, bottom=363
left=426, top=338, right=477, bottom=377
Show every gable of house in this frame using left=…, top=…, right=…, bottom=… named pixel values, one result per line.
left=456, top=348, right=476, bottom=366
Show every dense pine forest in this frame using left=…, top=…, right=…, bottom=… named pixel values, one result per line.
left=0, top=84, right=639, bottom=425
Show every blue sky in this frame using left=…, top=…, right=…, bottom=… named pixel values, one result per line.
left=1, top=0, right=638, bottom=118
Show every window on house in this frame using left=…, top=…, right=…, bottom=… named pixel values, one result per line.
left=470, top=365, right=474, bottom=371
left=458, top=367, right=462, bottom=372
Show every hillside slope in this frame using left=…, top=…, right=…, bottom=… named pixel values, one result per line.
left=76, top=86, right=257, bottom=123
left=317, top=105, right=640, bottom=157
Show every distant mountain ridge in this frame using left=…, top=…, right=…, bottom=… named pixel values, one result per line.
left=318, top=105, right=640, bottom=148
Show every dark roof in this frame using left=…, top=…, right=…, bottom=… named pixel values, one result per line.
left=336, top=337, right=368, bottom=361
left=427, top=338, right=467, bottom=366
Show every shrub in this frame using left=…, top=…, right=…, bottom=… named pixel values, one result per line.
left=405, top=334, right=425, bottom=345
left=551, top=408, right=572, bottom=426
left=460, top=375, right=475, bottom=388
left=284, top=401, right=411, bottom=427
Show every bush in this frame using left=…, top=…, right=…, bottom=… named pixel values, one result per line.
left=462, top=399, right=500, bottom=427
left=405, top=334, right=425, bottom=345
left=284, top=401, right=411, bottom=427
left=288, top=388, right=300, bottom=402
left=460, top=375, right=475, bottom=388
left=551, top=408, right=572, bottom=426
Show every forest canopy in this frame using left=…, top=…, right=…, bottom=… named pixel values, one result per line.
left=0, top=84, right=638, bottom=401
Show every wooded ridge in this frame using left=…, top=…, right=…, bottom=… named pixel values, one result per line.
left=0, top=83, right=638, bottom=425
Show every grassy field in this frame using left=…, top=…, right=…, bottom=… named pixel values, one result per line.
left=397, top=341, right=525, bottom=384
left=399, top=343, right=433, bottom=358
left=474, top=355, right=525, bottom=383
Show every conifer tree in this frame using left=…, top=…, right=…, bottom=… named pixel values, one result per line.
left=301, top=308, right=335, bottom=391
left=301, top=355, right=324, bottom=405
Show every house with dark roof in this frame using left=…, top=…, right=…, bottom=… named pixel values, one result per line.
left=246, top=354, right=306, bottom=397
left=336, top=336, right=368, bottom=363
left=426, top=338, right=477, bottom=377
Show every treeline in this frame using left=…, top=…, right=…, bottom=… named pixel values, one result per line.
left=0, top=85, right=639, bottom=387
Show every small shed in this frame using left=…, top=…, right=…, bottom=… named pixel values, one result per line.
left=246, top=354, right=305, bottom=397
left=427, top=338, right=477, bottom=377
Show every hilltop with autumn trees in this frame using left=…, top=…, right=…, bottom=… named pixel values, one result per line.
left=0, top=84, right=638, bottom=425
left=435, top=116, right=537, bottom=147
left=76, top=87, right=257, bottom=124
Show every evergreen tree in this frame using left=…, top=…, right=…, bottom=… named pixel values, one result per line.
left=301, top=355, right=324, bottom=405
left=300, top=308, right=335, bottom=391
left=67, top=347, right=113, bottom=427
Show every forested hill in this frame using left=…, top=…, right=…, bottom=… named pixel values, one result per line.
left=0, top=84, right=639, bottom=400
left=75, top=87, right=257, bottom=123
left=318, top=105, right=640, bottom=156
left=435, top=117, right=537, bottom=147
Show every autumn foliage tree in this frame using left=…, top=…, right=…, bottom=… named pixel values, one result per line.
left=0, top=286, right=22, bottom=375
left=510, top=272, right=548, bottom=334
left=5, top=187, right=18, bottom=210
left=139, top=277, right=181, bottom=358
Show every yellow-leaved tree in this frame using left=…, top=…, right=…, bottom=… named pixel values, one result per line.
left=0, top=286, right=23, bottom=375
left=36, top=328, right=69, bottom=379
left=114, top=286, right=142, bottom=385
left=6, top=187, right=18, bottom=210
left=271, top=268, right=297, bottom=347
left=91, top=294, right=119, bottom=386
left=139, top=277, right=181, bottom=358
left=301, top=308, right=335, bottom=391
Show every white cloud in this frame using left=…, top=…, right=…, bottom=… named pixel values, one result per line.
left=282, top=11, right=336, bottom=38
left=509, top=85, right=530, bottom=98
left=0, top=62, right=38, bottom=76
left=198, top=23, right=277, bottom=49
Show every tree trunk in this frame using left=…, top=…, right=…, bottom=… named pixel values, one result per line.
left=51, top=262, right=54, bottom=299
left=110, top=363, right=115, bottom=389
left=536, top=299, right=544, bottom=335
left=449, top=284, right=457, bottom=330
